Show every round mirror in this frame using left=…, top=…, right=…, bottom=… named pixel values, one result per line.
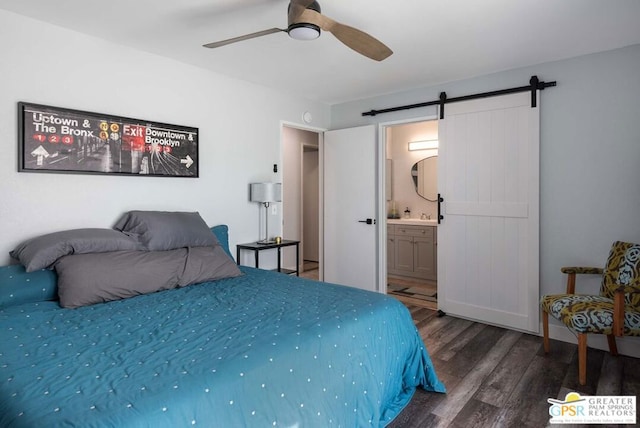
left=411, top=156, right=438, bottom=201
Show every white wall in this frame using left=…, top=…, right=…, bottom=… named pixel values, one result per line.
left=0, top=10, right=330, bottom=265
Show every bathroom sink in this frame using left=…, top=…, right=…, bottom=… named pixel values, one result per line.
left=387, top=218, right=437, bottom=226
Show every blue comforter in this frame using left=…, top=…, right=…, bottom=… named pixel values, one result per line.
left=0, top=267, right=444, bottom=427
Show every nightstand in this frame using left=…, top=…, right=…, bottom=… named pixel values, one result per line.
left=236, top=240, right=300, bottom=276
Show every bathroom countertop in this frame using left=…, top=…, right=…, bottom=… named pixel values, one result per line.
left=387, top=218, right=437, bottom=226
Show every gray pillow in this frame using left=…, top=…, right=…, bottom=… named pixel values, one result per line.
left=113, top=211, right=218, bottom=251
left=10, top=228, right=141, bottom=272
left=55, top=246, right=242, bottom=308
left=179, top=246, right=242, bottom=287
left=55, top=249, right=186, bottom=308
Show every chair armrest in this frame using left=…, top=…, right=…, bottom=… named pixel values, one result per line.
left=560, top=267, right=603, bottom=275
left=561, top=267, right=603, bottom=294
left=613, top=285, right=640, bottom=337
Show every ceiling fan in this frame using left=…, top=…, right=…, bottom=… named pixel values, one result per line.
left=203, top=0, right=392, bottom=61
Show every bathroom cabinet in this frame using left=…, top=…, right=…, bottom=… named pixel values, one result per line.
left=387, top=224, right=437, bottom=280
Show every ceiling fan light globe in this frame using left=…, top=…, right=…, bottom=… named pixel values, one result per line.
left=288, top=24, right=320, bottom=40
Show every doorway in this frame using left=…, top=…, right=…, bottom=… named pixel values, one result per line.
left=301, top=145, right=320, bottom=278
left=282, top=124, right=321, bottom=279
left=382, top=118, right=439, bottom=310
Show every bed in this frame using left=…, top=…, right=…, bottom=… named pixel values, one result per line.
left=0, top=213, right=444, bottom=427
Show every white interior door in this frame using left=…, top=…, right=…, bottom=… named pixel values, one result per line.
left=438, top=92, right=540, bottom=333
left=323, top=125, right=378, bottom=292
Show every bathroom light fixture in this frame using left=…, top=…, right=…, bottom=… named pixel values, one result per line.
left=408, top=140, right=439, bottom=151
left=250, top=182, right=282, bottom=244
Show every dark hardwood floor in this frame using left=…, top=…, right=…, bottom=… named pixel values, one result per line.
left=389, top=305, right=640, bottom=428
left=387, top=275, right=438, bottom=311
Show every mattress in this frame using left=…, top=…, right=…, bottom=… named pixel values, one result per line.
left=0, top=266, right=444, bottom=427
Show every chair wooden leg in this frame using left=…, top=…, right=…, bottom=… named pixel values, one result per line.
left=542, top=310, right=550, bottom=353
left=607, top=334, right=619, bottom=356
left=578, top=334, right=587, bottom=386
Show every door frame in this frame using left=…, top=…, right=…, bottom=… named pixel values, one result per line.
left=378, top=114, right=439, bottom=293
left=280, top=121, right=326, bottom=280
left=282, top=115, right=440, bottom=292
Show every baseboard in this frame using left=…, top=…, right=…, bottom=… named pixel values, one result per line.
left=545, top=324, right=640, bottom=358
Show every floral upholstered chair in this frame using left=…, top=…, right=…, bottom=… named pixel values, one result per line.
left=540, top=241, right=640, bottom=385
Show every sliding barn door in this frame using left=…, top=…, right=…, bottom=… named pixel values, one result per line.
left=438, top=92, right=540, bottom=333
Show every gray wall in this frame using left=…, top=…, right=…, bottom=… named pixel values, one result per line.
left=331, top=44, right=640, bottom=300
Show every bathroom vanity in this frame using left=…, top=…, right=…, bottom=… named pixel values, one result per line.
left=387, top=219, right=437, bottom=281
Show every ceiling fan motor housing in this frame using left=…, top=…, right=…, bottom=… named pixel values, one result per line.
left=287, top=0, right=321, bottom=16
left=287, top=1, right=321, bottom=40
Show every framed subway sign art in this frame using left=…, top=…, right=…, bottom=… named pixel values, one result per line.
left=17, top=102, right=199, bottom=177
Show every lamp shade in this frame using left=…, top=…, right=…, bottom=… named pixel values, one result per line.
left=250, top=182, right=282, bottom=203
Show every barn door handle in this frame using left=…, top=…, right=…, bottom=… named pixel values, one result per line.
left=358, top=218, right=376, bottom=225
left=437, top=194, right=444, bottom=224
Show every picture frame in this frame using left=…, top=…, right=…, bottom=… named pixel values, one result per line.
left=17, top=102, right=199, bottom=178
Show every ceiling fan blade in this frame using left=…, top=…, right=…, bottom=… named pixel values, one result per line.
left=298, top=9, right=392, bottom=61
left=203, top=28, right=284, bottom=49
left=329, top=22, right=393, bottom=62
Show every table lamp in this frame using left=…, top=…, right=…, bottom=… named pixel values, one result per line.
left=250, top=182, right=282, bottom=244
